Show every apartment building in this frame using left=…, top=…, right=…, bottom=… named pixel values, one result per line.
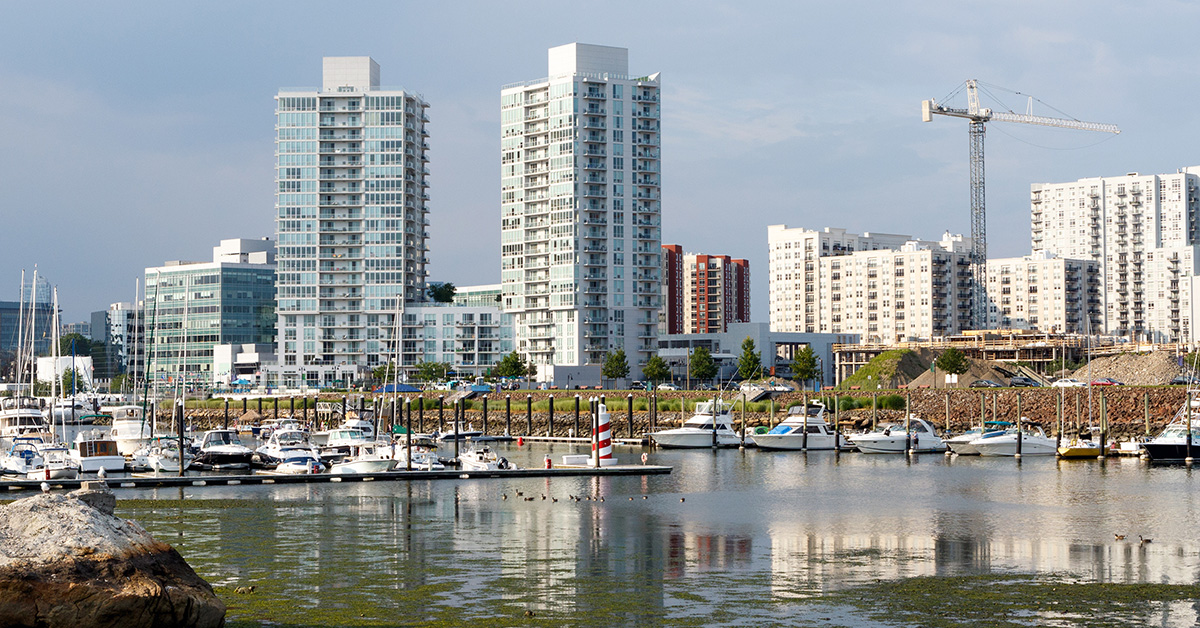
left=660, top=245, right=749, bottom=334
left=985, top=252, right=1100, bottom=333
left=1031, top=168, right=1200, bottom=341
left=501, top=43, right=661, bottom=376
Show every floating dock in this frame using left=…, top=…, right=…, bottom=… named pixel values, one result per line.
left=1, top=465, right=672, bottom=493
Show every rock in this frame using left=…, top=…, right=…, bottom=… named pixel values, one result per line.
left=0, top=487, right=225, bottom=628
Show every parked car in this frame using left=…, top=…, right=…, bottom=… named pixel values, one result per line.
left=1009, top=376, right=1041, bottom=388
left=657, top=383, right=680, bottom=391
left=1170, top=375, right=1200, bottom=386
left=1090, top=377, right=1124, bottom=386
left=695, top=383, right=716, bottom=391
left=969, top=379, right=1003, bottom=388
left=1051, top=378, right=1086, bottom=388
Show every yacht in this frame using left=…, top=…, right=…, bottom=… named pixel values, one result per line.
left=945, top=421, right=1011, bottom=455
left=317, top=428, right=372, bottom=460
left=850, top=416, right=947, bottom=454
left=458, top=445, right=513, bottom=471
left=649, top=400, right=741, bottom=448
left=273, top=449, right=326, bottom=475
left=192, top=429, right=254, bottom=470
left=433, top=423, right=484, bottom=443
left=1057, top=429, right=1103, bottom=459
left=258, top=418, right=304, bottom=441
left=131, top=437, right=192, bottom=473
left=49, top=396, right=94, bottom=425
left=751, top=401, right=842, bottom=450
left=1143, top=398, right=1200, bottom=462
left=34, top=444, right=80, bottom=480
left=108, top=405, right=153, bottom=456
left=70, top=429, right=127, bottom=473
left=1, top=439, right=44, bottom=476
left=971, top=422, right=1057, bottom=457
left=331, top=443, right=396, bottom=474
left=0, top=397, right=48, bottom=446
left=387, top=441, right=444, bottom=471
left=253, top=429, right=319, bottom=468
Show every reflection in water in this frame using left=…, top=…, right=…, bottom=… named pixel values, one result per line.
left=119, top=442, right=1200, bottom=626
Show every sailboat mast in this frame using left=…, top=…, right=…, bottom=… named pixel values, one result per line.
left=14, top=270, right=25, bottom=390
left=51, top=287, right=60, bottom=441
left=27, top=269, right=38, bottom=394
left=141, top=271, right=161, bottom=435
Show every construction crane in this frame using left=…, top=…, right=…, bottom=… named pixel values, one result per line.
left=922, top=79, right=1120, bottom=330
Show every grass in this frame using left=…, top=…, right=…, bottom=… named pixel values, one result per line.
left=837, top=349, right=915, bottom=390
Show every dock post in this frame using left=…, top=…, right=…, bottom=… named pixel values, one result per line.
left=872, top=393, right=878, bottom=431
left=944, top=391, right=950, bottom=433
left=628, top=394, right=634, bottom=439
left=1099, top=390, right=1107, bottom=459
left=453, top=400, right=460, bottom=462
left=390, top=399, right=397, bottom=437
left=223, top=398, right=229, bottom=430
left=1015, top=402, right=1023, bottom=459
left=526, top=394, right=532, bottom=436
left=904, top=402, right=912, bottom=455
left=1144, top=391, right=1150, bottom=438
left=979, top=392, right=984, bottom=429
left=176, top=400, right=185, bottom=478
left=341, top=396, right=347, bottom=423
left=482, top=395, right=489, bottom=436
left=289, top=396, right=294, bottom=419
left=373, top=397, right=380, bottom=439
left=438, top=395, right=445, bottom=431
left=1055, top=391, right=1062, bottom=455
left=358, top=396, right=364, bottom=421
left=257, top=397, right=262, bottom=417
left=740, top=393, right=746, bottom=448
left=418, top=396, right=424, bottom=433
left=243, top=397, right=247, bottom=417
left=405, top=398, right=412, bottom=471
left=273, top=396, right=278, bottom=421
left=505, top=395, right=511, bottom=436
left=1187, top=390, right=1194, bottom=464
left=548, top=395, right=554, bottom=437
left=574, top=394, right=580, bottom=438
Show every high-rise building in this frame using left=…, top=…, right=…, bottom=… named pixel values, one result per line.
left=660, top=245, right=749, bottom=334
left=501, top=43, right=661, bottom=376
left=144, top=239, right=276, bottom=387
left=1031, top=168, right=1200, bottom=341
left=768, top=225, right=973, bottom=342
left=89, top=301, right=145, bottom=384
left=274, top=57, right=430, bottom=388
left=985, top=252, right=1100, bottom=333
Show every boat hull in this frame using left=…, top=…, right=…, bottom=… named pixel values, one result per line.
left=192, top=451, right=252, bottom=470
left=852, top=435, right=946, bottom=454
left=751, top=433, right=842, bottom=451
left=73, top=455, right=127, bottom=473
left=332, top=459, right=395, bottom=474
left=27, top=466, right=79, bottom=480
left=650, top=430, right=741, bottom=448
left=974, top=437, right=1056, bottom=457
left=1144, top=442, right=1197, bottom=463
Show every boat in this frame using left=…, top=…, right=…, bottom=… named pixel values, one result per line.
left=458, top=445, right=513, bottom=471
left=316, top=427, right=372, bottom=460
left=971, top=422, right=1057, bottom=457
left=1143, top=399, right=1200, bottom=463
left=258, top=418, right=304, bottom=441
left=1, top=439, right=44, bottom=476
left=108, top=405, right=153, bottom=455
left=387, top=440, right=444, bottom=471
left=945, top=421, right=1012, bottom=455
left=253, top=429, right=319, bottom=468
left=33, top=444, right=80, bottom=479
left=70, top=429, right=127, bottom=473
left=850, top=416, right=947, bottom=454
left=331, top=443, right=396, bottom=474
left=48, top=396, right=95, bottom=425
left=0, top=397, right=49, bottom=446
left=649, top=400, right=741, bottom=448
left=340, top=417, right=375, bottom=441
left=432, top=422, right=484, bottom=443
left=273, top=449, right=326, bottom=475
left=131, top=437, right=192, bottom=473
left=1057, top=429, right=1102, bottom=459
left=191, top=429, right=254, bottom=470
left=751, top=401, right=843, bottom=450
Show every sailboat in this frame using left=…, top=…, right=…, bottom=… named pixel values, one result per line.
left=1057, top=315, right=1101, bottom=459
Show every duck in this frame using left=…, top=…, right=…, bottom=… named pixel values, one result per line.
left=1114, top=534, right=1125, bottom=541
left=1139, top=535, right=1152, bottom=545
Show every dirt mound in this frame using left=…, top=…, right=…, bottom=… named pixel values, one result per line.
left=906, top=355, right=1018, bottom=389
left=839, top=349, right=932, bottom=389
left=1071, top=352, right=1183, bottom=386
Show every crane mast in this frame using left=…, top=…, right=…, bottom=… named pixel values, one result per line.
left=922, top=79, right=1119, bottom=331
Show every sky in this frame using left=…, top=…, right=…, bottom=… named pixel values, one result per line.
left=3, top=1, right=1199, bottom=323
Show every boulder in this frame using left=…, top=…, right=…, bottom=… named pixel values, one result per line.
left=0, top=485, right=225, bottom=628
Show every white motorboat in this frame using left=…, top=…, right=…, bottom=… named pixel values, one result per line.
left=386, top=441, right=444, bottom=471
left=258, top=418, right=304, bottom=442
left=433, top=422, right=484, bottom=443
left=751, top=401, right=842, bottom=450
left=649, top=400, right=741, bottom=448
left=2, top=439, right=44, bottom=476
left=70, top=429, right=126, bottom=473
left=254, top=429, right=319, bottom=468
left=192, top=429, right=254, bottom=470
left=945, top=421, right=1012, bottom=456
left=109, top=405, right=153, bottom=456
left=316, top=428, right=372, bottom=460
left=49, top=396, right=95, bottom=425
left=331, top=443, right=396, bottom=474
left=459, top=445, right=513, bottom=471
left=0, top=397, right=48, bottom=447
left=131, top=437, right=192, bottom=473
left=341, top=418, right=375, bottom=441
left=971, top=422, right=1057, bottom=457
left=273, top=449, right=325, bottom=475
left=851, top=416, right=947, bottom=454
left=33, top=444, right=79, bottom=480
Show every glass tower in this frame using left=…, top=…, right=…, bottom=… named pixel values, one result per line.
left=274, top=57, right=430, bottom=388
left=500, top=44, right=661, bottom=375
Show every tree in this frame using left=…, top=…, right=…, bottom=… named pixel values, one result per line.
left=59, top=333, right=91, bottom=357
left=737, top=337, right=762, bottom=380
left=935, top=347, right=971, bottom=375
left=427, top=282, right=457, bottom=303
left=602, top=350, right=630, bottom=384
left=791, top=346, right=822, bottom=391
left=372, top=362, right=398, bottom=383
left=643, top=355, right=670, bottom=384
left=689, top=347, right=718, bottom=383
left=414, top=361, right=450, bottom=382
left=61, top=368, right=87, bottom=393
left=110, top=372, right=130, bottom=394
left=493, top=352, right=528, bottom=378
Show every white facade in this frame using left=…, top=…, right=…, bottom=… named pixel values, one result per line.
left=37, top=356, right=95, bottom=389
left=985, top=252, right=1100, bottom=333
left=274, top=57, right=430, bottom=387
left=1031, top=168, right=1200, bottom=341
left=500, top=43, right=661, bottom=376
left=385, top=305, right=514, bottom=380
left=769, top=226, right=973, bottom=342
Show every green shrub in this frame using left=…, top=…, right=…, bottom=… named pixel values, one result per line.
left=878, top=394, right=907, bottom=410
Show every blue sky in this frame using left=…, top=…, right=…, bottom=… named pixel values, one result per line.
left=4, top=1, right=1198, bottom=323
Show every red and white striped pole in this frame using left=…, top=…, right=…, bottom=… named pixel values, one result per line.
left=592, top=402, right=612, bottom=467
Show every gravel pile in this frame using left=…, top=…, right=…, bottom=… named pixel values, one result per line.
left=1071, top=352, right=1184, bottom=386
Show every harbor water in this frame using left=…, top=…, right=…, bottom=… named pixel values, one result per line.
left=115, top=443, right=1200, bottom=627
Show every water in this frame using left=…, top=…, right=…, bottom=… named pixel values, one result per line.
left=115, top=444, right=1200, bottom=627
